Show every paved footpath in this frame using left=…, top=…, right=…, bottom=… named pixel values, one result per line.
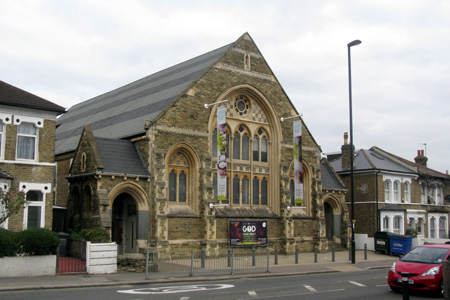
left=0, top=250, right=398, bottom=292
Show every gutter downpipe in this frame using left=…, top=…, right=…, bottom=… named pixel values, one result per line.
left=375, top=170, right=380, bottom=232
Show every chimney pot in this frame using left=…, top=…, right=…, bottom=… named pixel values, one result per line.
left=414, top=150, right=428, bottom=167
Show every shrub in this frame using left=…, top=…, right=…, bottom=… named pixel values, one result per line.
left=0, top=188, right=27, bottom=225
left=0, top=229, right=18, bottom=257
left=17, top=228, right=60, bottom=255
left=68, top=225, right=82, bottom=240
left=80, top=227, right=110, bottom=243
left=405, top=228, right=418, bottom=236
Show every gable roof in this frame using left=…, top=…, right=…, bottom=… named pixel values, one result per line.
left=55, top=40, right=234, bottom=155
left=0, top=80, right=65, bottom=113
left=95, top=137, right=150, bottom=177
left=320, top=158, right=346, bottom=191
left=330, top=148, right=415, bottom=175
left=371, top=147, right=450, bottom=180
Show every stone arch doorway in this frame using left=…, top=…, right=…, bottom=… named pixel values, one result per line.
left=112, top=193, right=138, bottom=254
left=323, top=196, right=342, bottom=243
left=324, top=202, right=333, bottom=239
left=108, top=182, right=149, bottom=255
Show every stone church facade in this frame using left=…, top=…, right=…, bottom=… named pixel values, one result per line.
left=56, top=33, right=349, bottom=254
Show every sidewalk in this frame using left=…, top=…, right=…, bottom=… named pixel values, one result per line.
left=0, top=250, right=398, bottom=292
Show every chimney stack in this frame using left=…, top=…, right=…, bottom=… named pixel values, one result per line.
left=414, top=149, right=428, bottom=167
left=341, top=132, right=354, bottom=169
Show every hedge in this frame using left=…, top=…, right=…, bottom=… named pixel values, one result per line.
left=0, top=228, right=60, bottom=257
left=80, top=227, right=110, bottom=243
left=0, top=229, right=17, bottom=257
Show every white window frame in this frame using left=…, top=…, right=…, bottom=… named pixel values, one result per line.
left=380, top=211, right=404, bottom=234
left=384, top=180, right=391, bottom=202
left=406, top=210, right=426, bottom=236
left=14, top=116, right=43, bottom=162
left=428, top=213, right=448, bottom=239
left=0, top=114, right=12, bottom=160
left=421, top=183, right=427, bottom=204
left=393, top=215, right=403, bottom=234
left=382, top=215, right=390, bottom=231
left=16, top=122, right=38, bottom=161
left=439, top=216, right=447, bottom=238
left=393, top=181, right=400, bottom=203
left=429, top=185, right=436, bottom=204
left=20, top=182, right=51, bottom=229
left=417, top=218, right=425, bottom=235
left=437, top=186, right=443, bottom=205
left=403, top=182, right=410, bottom=203
left=430, top=216, right=436, bottom=238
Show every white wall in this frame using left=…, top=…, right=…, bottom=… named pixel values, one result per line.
left=355, top=234, right=374, bottom=251
left=0, top=255, right=56, bottom=277
left=86, top=242, right=117, bottom=274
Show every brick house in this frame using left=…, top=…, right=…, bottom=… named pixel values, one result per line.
left=55, top=33, right=349, bottom=254
left=329, top=133, right=450, bottom=239
left=0, top=80, right=65, bottom=230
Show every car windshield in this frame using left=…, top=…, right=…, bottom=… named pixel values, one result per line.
left=401, top=246, right=450, bottom=264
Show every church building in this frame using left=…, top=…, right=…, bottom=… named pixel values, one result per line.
left=55, top=33, right=349, bottom=255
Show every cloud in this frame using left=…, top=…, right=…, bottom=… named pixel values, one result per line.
left=0, top=0, right=449, bottom=172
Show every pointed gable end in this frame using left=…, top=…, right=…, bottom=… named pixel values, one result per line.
left=69, top=126, right=104, bottom=175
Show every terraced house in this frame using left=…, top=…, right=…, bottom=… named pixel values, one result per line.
left=329, top=133, right=450, bottom=239
left=0, top=80, right=65, bottom=230
left=55, top=33, right=349, bottom=255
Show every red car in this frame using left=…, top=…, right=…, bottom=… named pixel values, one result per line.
left=388, top=243, right=450, bottom=296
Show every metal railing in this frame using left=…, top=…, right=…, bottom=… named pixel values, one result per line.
left=145, top=248, right=270, bottom=278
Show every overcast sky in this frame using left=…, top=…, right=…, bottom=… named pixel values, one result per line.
left=1, top=0, right=449, bottom=173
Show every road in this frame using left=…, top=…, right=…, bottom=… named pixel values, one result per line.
left=0, top=269, right=437, bottom=299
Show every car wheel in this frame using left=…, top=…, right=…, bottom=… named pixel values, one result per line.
left=390, top=285, right=401, bottom=293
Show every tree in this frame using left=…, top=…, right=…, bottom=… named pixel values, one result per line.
left=0, top=188, right=27, bottom=226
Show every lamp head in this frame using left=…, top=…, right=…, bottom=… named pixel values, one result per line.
left=348, top=40, right=362, bottom=47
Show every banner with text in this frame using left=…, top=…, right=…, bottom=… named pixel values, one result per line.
left=229, top=220, right=268, bottom=246
left=217, top=106, right=227, bottom=201
left=293, top=120, right=304, bottom=205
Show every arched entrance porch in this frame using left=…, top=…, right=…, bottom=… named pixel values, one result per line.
left=112, top=193, right=138, bottom=254
left=109, top=182, right=149, bottom=255
left=323, top=196, right=342, bottom=244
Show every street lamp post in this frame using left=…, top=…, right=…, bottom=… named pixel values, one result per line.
left=347, top=39, right=361, bottom=264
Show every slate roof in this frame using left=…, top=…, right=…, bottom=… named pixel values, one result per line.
left=320, top=159, right=346, bottom=191
left=379, top=204, right=406, bottom=211
left=95, top=137, right=150, bottom=177
left=55, top=42, right=233, bottom=155
left=330, top=148, right=415, bottom=175
left=372, top=147, right=450, bottom=180
left=0, top=80, right=65, bottom=113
